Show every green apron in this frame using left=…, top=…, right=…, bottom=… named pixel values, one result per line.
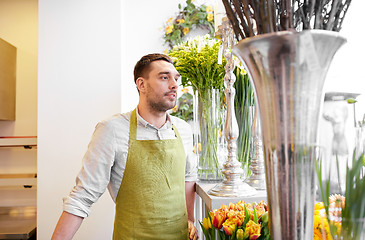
left=113, top=109, right=188, bottom=240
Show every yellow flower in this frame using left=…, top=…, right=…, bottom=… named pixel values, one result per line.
left=236, top=229, right=244, bottom=240
left=244, top=220, right=261, bottom=240
left=206, top=6, right=213, bottom=13
left=176, top=19, right=185, bottom=24
left=165, top=25, right=173, bottom=34
left=202, top=217, right=211, bottom=230
left=315, top=202, right=325, bottom=210
left=222, top=219, right=236, bottom=236
left=183, top=27, right=190, bottom=35
left=314, top=215, right=322, bottom=229
left=207, top=13, right=214, bottom=22
left=172, top=105, right=178, bottom=112
left=313, top=229, right=324, bottom=240
left=313, top=213, right=333, bottom=240
left=181, top=88, right=189, bottom=93
left=166, top=17, right=173, bottom=24
left=198, top=142, right=201, bottom=152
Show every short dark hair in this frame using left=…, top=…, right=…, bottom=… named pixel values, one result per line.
left=133, top=53, right=173, bottom=83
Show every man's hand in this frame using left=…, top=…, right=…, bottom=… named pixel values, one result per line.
left=188, top=220, right=198, bottom=240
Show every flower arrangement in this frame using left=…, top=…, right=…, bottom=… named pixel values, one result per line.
left=169, top=35, right=226, bottom=92
left=169, top=35, right=226, bottom=180
left=200, top=200, right=270, bottom=240
left=163, top=0, right=215, bottom=48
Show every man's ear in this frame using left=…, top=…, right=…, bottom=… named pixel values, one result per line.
left=136, top=77, right=146, bottom=93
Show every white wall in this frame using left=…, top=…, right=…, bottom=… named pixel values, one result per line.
left=120, top=0, right=186, bottom=112
left=38, top=0, right=121, bottom=239
left=38, top=0, right=194, bottom=238
left=325, top=0, right=365, bottom=96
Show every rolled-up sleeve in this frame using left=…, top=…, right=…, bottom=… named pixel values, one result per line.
left=63, top=121, right=116, bottom=217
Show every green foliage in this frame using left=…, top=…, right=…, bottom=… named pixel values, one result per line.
left=233, top=66, right=255, bottom=174
left=341, top=151, right=365, bottom=239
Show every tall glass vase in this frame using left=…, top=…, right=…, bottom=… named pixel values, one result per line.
left=194, top=88, right=225, bottom=181
left=232, top=30, right=346, bottom=239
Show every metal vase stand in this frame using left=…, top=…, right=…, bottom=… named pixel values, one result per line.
left=208, top=18, right=257, bottom=197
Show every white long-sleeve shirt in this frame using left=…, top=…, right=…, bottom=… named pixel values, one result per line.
left=63, top=109, right=197, bottom=218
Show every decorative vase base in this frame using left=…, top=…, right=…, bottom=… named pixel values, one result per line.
left=208, top=180, right=257, bottom=197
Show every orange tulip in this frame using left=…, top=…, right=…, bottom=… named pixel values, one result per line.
left=212, top=209, right=226, bottom=229
left=229, top=202, right=235, bottom=210
left=226, top=209, right=237, bottom=219
left=222, top=219, right=236, bottom=235
left=245, top=220, right=261, bottom=240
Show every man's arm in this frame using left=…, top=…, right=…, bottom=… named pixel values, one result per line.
left=185, top=181, right=196, bottom=222
left=51, top=211, right=84, bottom=240
left=185, top=181, right=198, bottom=239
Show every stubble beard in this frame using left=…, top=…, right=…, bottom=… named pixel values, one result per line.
left=146, top=94, right=176, bottom=113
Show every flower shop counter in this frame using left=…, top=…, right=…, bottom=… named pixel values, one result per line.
left=196, top=181, right=267, bottom=211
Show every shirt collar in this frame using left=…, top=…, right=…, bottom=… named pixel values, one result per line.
left=135, top=107, right=173, bottom=130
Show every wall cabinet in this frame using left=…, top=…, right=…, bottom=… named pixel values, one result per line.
left=0, top=38, right=17, bottom=121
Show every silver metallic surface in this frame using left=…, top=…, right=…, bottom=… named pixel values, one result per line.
left=209, top=18, right=257, bottom=197
left=246, top=106, right=266, bottom=190
left=233, top=30, right=346, bottom=239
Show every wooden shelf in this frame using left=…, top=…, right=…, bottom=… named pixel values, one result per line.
left=0, top=174, right=37, bottom=187
left=0, top=136, right=37, bottom=148
left=0, top=187, right=37, bottom=207
left=0, top=173, right=37, bottom=179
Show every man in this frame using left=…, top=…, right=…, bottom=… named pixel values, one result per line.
left=51, top=53, right=198, bottom=240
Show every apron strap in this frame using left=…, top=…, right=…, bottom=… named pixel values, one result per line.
left=172, top=124, right=181, bottom=140
left=129, top=109, right=137, bottom=141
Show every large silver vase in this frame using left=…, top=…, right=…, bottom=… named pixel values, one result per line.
left=232, top=30, right=346, bottom=239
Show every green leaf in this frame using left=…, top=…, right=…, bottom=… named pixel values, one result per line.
left=347, top=98, right=357, bottom=104
left=243, top=205, right=250, bottom=226
left=252, top=204, right=258, bottom=223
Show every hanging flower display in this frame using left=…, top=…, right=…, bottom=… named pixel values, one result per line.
left=163, top=0, right=215, bottom=49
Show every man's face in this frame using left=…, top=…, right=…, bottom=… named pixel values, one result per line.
left=143, top=60, right=180, bottom=112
